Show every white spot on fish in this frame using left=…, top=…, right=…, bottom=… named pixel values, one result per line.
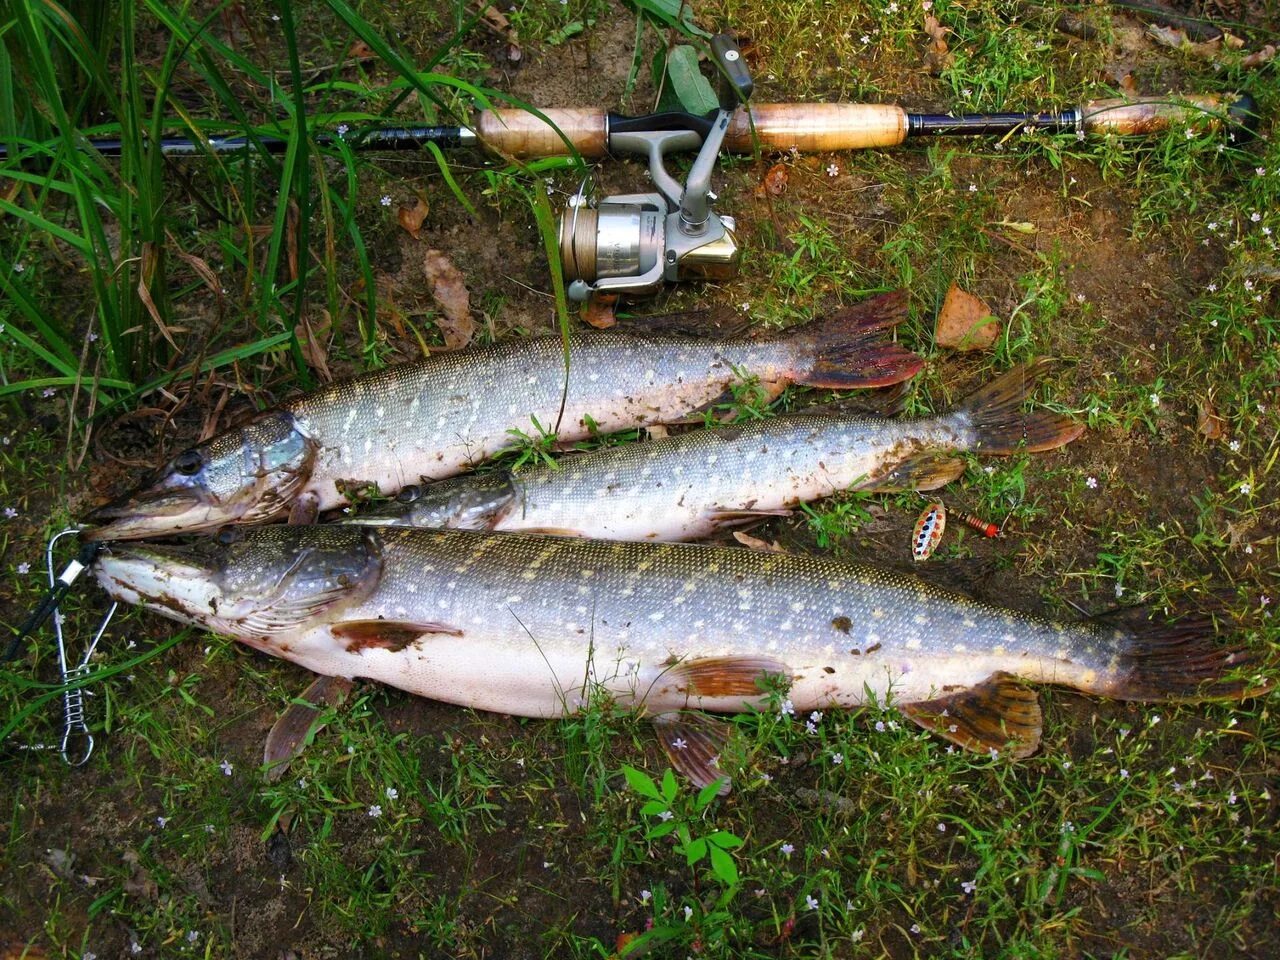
left=375, top=406, right=384, bottom=419
left=790, top=601, right=805, bottom=612
left=913, top=614, right=929, bottom=625
left=506, top=595, right=522, bottom=603
left=867, top=632, right=881, bottom=645
left=650, top=611, right=665, bottom=622
left=872, top=608, right=885, bottom=619
left=1001, top=633, right=1018, bottom=644
left=905, top=637, right=921, bottom=650
left=962, top=618, right=977, bottom=628
left=953, top=643, right=968, bottom=652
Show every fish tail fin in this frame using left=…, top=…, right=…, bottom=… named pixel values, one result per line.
left=791, top=291, right=924, bottom=389
left=954, top=359, right=1084, bottom=455
left=1106, top=611, right=1271, bottom=702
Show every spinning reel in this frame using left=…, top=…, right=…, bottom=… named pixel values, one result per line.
left=558, top=35, right=754, bottom=301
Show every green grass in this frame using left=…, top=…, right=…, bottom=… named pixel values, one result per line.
left=2, top=0, right=1278, bottom=957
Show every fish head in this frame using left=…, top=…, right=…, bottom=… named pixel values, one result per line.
left=347, top=473, right=518, bottom=530
left=95, top=525, right=384, bottom=635
left=83, top=413, right=317, bottom=541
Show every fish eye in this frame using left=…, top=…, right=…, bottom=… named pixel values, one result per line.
left=396, top=485, right=421, bottom=503
left=174, top=449, right=204, bottom=476
left=215, top=526, right=244, bottom=545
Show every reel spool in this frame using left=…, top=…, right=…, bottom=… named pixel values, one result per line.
left=558, top=34, right=753, bottom=302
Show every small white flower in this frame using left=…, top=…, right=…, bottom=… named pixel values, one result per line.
left=130, top=942, right=143, bottom=955
left=42, top=388, right=56, bottom=398
left=640, top=889, right=652, bottom=903
left=186, top=930, right=199, bottom=943
left=860, top=34, right=871, bottom=44
left=806, top=893, right=820, bottom=909
left=780, top=842, right=795, bottom=856
left=911, top=924, right=921, bottom=934
left=1085, top=476, right=1098, bottom=490
left=88, top=331, right=98, bottom=342
left=937, top=822, right=946, bottom=832
left=967, top=183, right=977, bottom=193
left=1207, top=282, right=1218, bottom=292
left=1120, top=768, right=1129, bottom=779
left=1184, top=128, right=1195, bottom=140
left=852, top=927, right=865, bottom=942
left=17, top=562, right=30, bottom=574
left=385, top=787, right=398, bottom=801
left=12, top=262, right=24, bottom=273
left=2, top=507, right=16, bottom=518
left=826, top=162, right=839, bottom=177
left=1149, top=393, right=1160, bottom=408
left=683, top=905, right=693, bottom=921
left=1114, top=583, right=1125, bottom=599
left=658, top=810, right=673, bottom=822
left=368, top=804, right=382, bottom=818
left=671, top=737, right=688, bottom=750
left=380, top=195, right=393, bottom=207
left=739, top=302, right=751, bottom=311
left=875, top=720, right=886, bottom=733
left=831, top=753, right=843, bottom=765
left=1257, top=167, right=1267, bottom=176
left=1240, top=482, right=1252, bottom=495
left=1249, top=212, right=1262, bottom=222
left=156, top=816, right=168, bottom=828
left=337, top=123, right=350, bottom=137
left=1228, top=439, right=1241, bottom=452
left=219, top=759, right=233, bottom=776
left=780, top=698, right=795, bottom=716
left=961, top=879, right=977, bottom=894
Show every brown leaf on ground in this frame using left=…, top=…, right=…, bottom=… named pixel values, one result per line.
left=1197, top=397, right=1224, bottom=439
left=733, top=530, right=786, bottom=553
left=643, top=424, right=670, bottom=440
left=349, top=39, right=376, bottom=61
left=935, top=283, right=1000, bottom=351
left=922, top=14, right=953, bottom=73
left=0, top=945, right=48, bottom=960
left=1242, top=44, right=1277, bottom=68
left=295, top=309, right=333, bottom=382
left=582, top=293, right=618, bottom=329
left=758, top=163, right=789, bottom=197
left=422, top=249, right=476, bottom=350
left=397, top=195, right=430, bottom=240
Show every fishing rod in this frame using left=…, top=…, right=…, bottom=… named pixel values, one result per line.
left=1, top=35, right=1256, bottom=302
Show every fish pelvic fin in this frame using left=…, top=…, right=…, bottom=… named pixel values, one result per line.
left=652, top=711, right=733, bottom=795
left=332, top=619, right=464, bottom=653
left=860, top=452, right=966, bottom=493
left=790, top=290, right=924, bottom=389
left=660, top=655, right=789, bottom=702
left=1101, top=611, right=1271, bottom=702
left=263, top=674, right=355, bottom=783
left=901, top=672, right=1042, bottom=759
left=956, top=359, right=1085, bottom=455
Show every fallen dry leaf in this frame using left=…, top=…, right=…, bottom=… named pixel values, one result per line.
left=759, top=163, right=789, bottom=197
left=582, top=293, right=618, bottom=330
left=295, top=309, right=333, bottom=382
left=733, top=530, right=786, bottom=553
left=397, top=195, right=430, bottom=240
left=922, top=14, right=953, bottom=73
left=935, top=283, right=1000, bottom=351
left=1242, top=44, right=1277, bottom=68
left=422, top=249, right=476, bottom=350
left=1197, top=397, right=1224, bottom=439
left=0, top=945, right=48, bottom=960
left=643, top=423, right=670, bottom=441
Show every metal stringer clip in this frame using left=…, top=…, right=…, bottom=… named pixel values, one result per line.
left=6, top=527, right=116, bottom=765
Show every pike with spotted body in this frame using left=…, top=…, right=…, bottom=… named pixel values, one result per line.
left=94, top=525, right=1264, bottom=788
left=350, top=361, right=1081, bottom=540
left=83, top=293, right=921, bottom=541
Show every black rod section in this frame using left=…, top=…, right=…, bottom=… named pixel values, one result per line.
left=907, top=110, right=1082, bottom=136
left=0, top=125, right=468, bottom=161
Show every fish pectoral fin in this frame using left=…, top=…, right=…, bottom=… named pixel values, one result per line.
left=332, top=619, right=463, bottom=653
left=859, top=453, right=966, bottom=493
left=652, top=711, right=733, bottom=796
left=263, top=674, right=355, bottom=782
left=665, top=655, right=789, bottom=701
left=707, top=507, right=793, bottom=528
left=287, top=491, right=321, bottom=525
left=900, top=672, right=1042, bottom=759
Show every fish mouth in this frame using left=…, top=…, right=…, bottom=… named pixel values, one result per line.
left=82, top=486, right=228, bottom=542
left=94, top=540, right=225, bottom=624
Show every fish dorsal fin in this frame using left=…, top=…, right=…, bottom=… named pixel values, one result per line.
left=652, top=711, right=733, bottom=796
left=332, top=619, right=463, bottom=653
left=263, top=674, right=355, bottom=782
left=900, top=672, right=1042, bottom=759
left=662, top=655, right=789, bottom=701
left=860, top=452, right=966, bottom=493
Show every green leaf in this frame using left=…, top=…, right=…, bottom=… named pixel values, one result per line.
left=639, top=800, right=669, bottom=817
left=708, top=844, right=738, bottom=885
left=626, top=0, right=711, bottom=38
left=685, top=837, right=708, bottom=865
left=661, top=768, right=678, bottom=802
left=623, top=765, right=662, bottom=800
left=695, top=778, right=726, bottom=810
left=666, top=45, right=718, bottom=116
left=647, top=821, right=677, bottom=840
left=707, top=830, right=743, bottom=850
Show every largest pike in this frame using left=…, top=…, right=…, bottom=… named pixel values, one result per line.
left=95, top=525, right=1264, bottom=788
left=84, top=293, right=921, bottom=542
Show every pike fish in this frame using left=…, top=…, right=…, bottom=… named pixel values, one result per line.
left=94, top=525, right=1264, bottom=789
left=83, top=293, right=921, bottom=542
left=348, top=361, right=1082, bottom=541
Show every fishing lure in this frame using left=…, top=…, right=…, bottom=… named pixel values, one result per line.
left=911, top=502, right=947, bottom=561
left=954, top=510, right=1002, bottom=538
